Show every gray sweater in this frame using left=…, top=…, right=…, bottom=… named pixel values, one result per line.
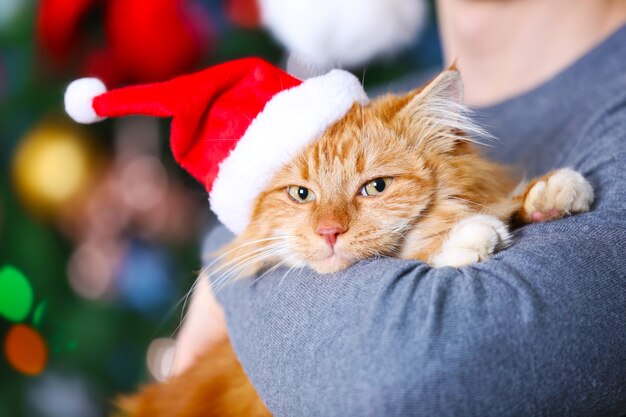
left=206, top=25, right=626, bottom=416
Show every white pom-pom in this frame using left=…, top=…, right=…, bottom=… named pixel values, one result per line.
left=64, top=78, right=107, bottom=124
left=260, top=0, right=427, bottom=69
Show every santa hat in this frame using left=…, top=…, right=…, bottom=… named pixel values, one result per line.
left=64, top=58, right=367, bottom=235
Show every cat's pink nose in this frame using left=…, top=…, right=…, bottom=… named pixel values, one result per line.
left=316, top=225, right=346, bottom=248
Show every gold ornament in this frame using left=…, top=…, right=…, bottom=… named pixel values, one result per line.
left=11, top=119, right=103, bottom=219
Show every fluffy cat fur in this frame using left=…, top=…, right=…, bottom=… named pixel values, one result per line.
left=116, top=69, right=593, bottom=417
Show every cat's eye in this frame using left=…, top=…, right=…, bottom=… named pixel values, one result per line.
left=287, top=186, right=316, bottom=203
left=360, top=177, right=392, bottom=197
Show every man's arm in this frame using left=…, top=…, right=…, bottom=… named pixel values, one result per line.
left=210, top=108, right=626, bottom=417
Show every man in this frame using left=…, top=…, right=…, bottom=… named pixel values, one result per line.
left=177, top=0, right=626, bottom=415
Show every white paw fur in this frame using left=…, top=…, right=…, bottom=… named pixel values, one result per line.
left=524, top=168, right=594, bottom=218
left=431, top=214, right=511, bottom=268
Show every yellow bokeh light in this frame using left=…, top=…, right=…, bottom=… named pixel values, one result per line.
left=12, top=120, right=102, bottom=219
left=30, top=134, right=88, bottom=203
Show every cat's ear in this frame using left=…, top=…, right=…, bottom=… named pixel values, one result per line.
left=416, top=66, right=464, bottom=106
left=396, top=67, right=486, bottom=152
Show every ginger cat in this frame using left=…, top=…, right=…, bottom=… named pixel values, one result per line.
left=116, top=69, right=593, bottom=417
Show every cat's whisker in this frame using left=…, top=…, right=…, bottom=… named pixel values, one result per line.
left=173, top=247, right=288, bottom=333
left=408, top=222, right=447, bottom=245
left=153, top=271, right=206, bottom=340
left=171, top=240, right=294, bottom=329
left=204, top=247, right=289, bottom=297
left=206, top=235, right=296, bottom=260
left=178, top=246, right=260, bottom=328
left=210, top=247, right=291, bottom=294
left=208, top=241, right=292, bottom=277
left=177, top=272, right=205, bottom=325
left=390, top=220, right=412, bottom=234
left=211, top=249, right=286, bottom=289
left=187, top=239, right=291, bottom=309
left=203, top=236, right=296, bottom=277
left=252, top=254, right=303, bottom=291
left=377, top=219, right=413, bottom=244
left=277, top=257, right=305, bottom=288
left=362, top=246, right=385, bottom=260
left=171, top=268, right=236, bottom=338
left=447, top=196, right=508, bottom=218
left=175, top=249, right=282, bottom=337
left=247, top=258, right=291, bottom=287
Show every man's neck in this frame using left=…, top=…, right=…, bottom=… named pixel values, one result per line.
left=437, top=0, right=626, bottom=106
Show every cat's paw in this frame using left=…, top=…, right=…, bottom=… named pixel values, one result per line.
left=522, top=168, right=594, bottom=223
left=431, top=215, right=511, bottom=268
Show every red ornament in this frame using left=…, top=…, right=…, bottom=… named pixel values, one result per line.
left=103, top=0, right=212, bottom=84
left=37, top=0, right=96, bottom=67
left=37, top=0, right=214, bottom=86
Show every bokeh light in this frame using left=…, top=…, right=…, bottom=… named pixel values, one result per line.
left=117, top=241, right=177, bottom=317
left=33, top=300, right=48, bottom=328
left=26, top=372, right=101, bottom=417
left=0, top=265, right=34, bottom=322
left=11, top=121, right=101, bottom=219
left=146, top=337, right=176, bottom=382
left=0, top=0, right=24, bottom=29
left=0, top=199, right=3, bottom=236
left=119, top=155, right=167, bottom=212
left=67, top=241, right=121, bottom=300
left=4, top=324, right=48, bottom=375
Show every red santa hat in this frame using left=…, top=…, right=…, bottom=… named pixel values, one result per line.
left=64, top=58, right=367, bottom=235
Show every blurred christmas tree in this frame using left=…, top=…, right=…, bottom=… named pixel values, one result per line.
left=0, top=1, right=440, bottom=416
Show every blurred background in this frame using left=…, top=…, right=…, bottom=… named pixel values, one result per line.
left=0, top=0, right=440, bottom=415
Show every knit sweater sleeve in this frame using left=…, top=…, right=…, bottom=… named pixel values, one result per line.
left=210, top=102, right=626, bottom=417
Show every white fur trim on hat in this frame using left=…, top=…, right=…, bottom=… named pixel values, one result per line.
left=209, top=69, right=368, bottom=235
left=260, top=0, right=426, bottom=68
left=64, top=78, right=108, bottom=124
